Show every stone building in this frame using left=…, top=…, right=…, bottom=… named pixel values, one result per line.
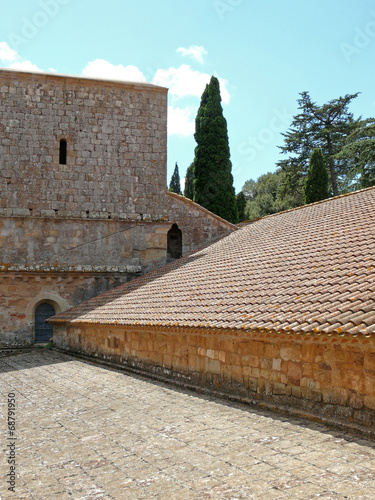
left=0, top=68, right=235, bottom=345
left=51, top=187, right=375, bottom=431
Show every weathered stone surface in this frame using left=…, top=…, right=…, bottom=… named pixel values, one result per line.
left=0, top=271, right=139, bottom=344
left=53, top=324, right=375, bottom=430
left=1, top=350, right=375, bottom=499
left=0, top=70, right=235, bottom=344
left=0, top=70, right=167, bottom=215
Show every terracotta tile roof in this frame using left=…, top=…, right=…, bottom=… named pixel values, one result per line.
left=51, top=187, right=375, bottom=336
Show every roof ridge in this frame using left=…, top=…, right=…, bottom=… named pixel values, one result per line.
left=240, top=185, right=375, bottom=225
left=166, top=191, right=237, bottom=229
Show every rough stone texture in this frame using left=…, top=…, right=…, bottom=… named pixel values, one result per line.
left=0, top=271, right=140, bottom=345
left=1, top=350, right=375, bottom=499
left=0, top=216, right=170, bottom=269
left=53, top=324, right=375, bottom=431
left=0, top=70, right=167, bottom=216
left=165, top=192, right=237, bottom=255
left=0, top=69, right=235, bottom=344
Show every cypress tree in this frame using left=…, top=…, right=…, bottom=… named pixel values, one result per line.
left=236, top=191, right=247, bottom=222
left=304, top=148, right=330, bottom=204
left=169, top=162, right=182, bottom=195
left=184, top=163, right=194, bottom=200
left=193, top=76, right=238, bottom=223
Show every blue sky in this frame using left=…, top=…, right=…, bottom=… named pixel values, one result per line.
left=1, top=0, right=375, bottom=192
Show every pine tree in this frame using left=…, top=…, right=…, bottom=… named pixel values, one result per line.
left=193, top=76, right=238, bottom=223
left=278, top=91, right=360, bottom=199
left=184, top=163, right=194, bottom=200
left=336, top=118, right=375, bottom=189
left=169, top=162, right=182, bottom=195
left=236, top=191, right=247, bottom=222
left=304, top=149, right=330, bottom=204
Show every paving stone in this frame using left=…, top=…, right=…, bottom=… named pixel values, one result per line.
left=1, top=350, right=375, bottom=499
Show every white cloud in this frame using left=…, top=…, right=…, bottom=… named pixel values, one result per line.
left=9, top=61, right=42, bottom=72
left=82, top=59, right=146, bottom=83
left=177, top=45, right=207, bottom=64
left=0, top=42, right=19, bottom=63
left=152, top=64, right=230, bottom=104
left=0, top=42, right=42, bottom=72
left=168, top=105, right=196, bottom=137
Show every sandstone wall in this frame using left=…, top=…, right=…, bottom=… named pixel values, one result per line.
left=0, top=216, right=169, bottom=270
left=0, top=69, right=167, bottom=216
left=0, top=69, right=237, bottom=345
left=53, top=323, right=375, bottom=430
left=0, top=204, right=235, bottom=344
left=165, top=192, right=237, bottom=255
left=0, top=270, right=140, bottom=345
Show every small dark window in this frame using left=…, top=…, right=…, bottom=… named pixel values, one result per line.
left=167, top=223, right=182, bottom=259
left=59, top=139, right=67, bottom=165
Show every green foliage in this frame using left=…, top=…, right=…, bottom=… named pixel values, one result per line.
left=278, top=91, right=360, bottom=198
left=193, top=76, right=238, bottom=223
left=335, top=118, right=375, bottom=190
left=243, top=170, right=303, bottom=220
left=242, top=91, right=374, bottom=218
left=169, top=162, right=182, bottom=195
left=304, top=149, right=330, bottom=204
left=184, top=163, right=194, bottom=200
left=236, top=192, right=247, bottom=222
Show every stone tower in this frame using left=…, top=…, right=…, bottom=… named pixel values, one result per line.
left=0, top=68, right=235, bottom=345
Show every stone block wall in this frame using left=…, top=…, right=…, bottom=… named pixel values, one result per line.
left=0, top=69, right=167, bottom=217
left=0, top=270, right=140, bottom=345
left=0, top=69, right=237, bottom=345
left=165, top=192, right=237, bottom=255
left=0, top=216, right=169, bottom=269
left=0, top=209, right=234, bottom=343
left=53, top=323, right=375, bottom=430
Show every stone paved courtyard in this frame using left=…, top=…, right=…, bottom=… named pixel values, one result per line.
left=1, top=350, right=375, bottom=499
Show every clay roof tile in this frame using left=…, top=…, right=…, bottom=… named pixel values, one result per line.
left=51, top=187, right=375, bottom=336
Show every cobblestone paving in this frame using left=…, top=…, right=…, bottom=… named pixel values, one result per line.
left=1, top=350, right=375, bottom=499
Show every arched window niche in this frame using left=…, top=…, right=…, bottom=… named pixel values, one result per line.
left=59, top=139, right=67, bottom=165
left=167, top=223, right=182, bottom=260
left=26, top=294, right=70, bottom=344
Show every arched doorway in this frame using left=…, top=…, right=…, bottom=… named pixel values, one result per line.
left=35, top=302, right=56, bottom=343
left=167, top=223, right=182, bottom=260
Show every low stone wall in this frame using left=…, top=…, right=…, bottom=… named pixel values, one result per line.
left=53, top=323, right=375, bottom=430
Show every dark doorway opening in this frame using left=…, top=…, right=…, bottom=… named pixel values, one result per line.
left=167, top=223, right=182, bottom=260
left=35, top=303, right=55, bottom=343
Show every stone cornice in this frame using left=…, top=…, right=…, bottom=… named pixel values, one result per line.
left=0, top=264, right=142, bottom=274
left=0, top=208, right=171, bottom=223
left=0, top=67, right=167, bottom=94
left=50, top=322, right=375, bottom=342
